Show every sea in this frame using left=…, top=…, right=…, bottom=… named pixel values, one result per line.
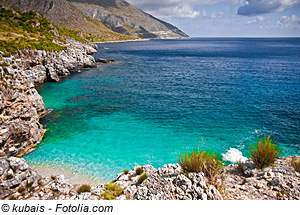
left=24, top=38, right=300, bottom=183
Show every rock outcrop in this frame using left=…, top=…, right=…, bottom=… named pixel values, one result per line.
left=223, top=156, right=300, bottom=200
left=0, top=39, right=97, bottom=157
left=95, top=58, right=117, bottom=64
left=114, top=164, right=222, bottom=200
left=0, top=155, right=222, bottom=200
left=1, top=155, right=299, bottom=200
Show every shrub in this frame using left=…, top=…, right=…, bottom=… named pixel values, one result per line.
left=9, top=195, right=16, bottom=200
left=202, top=152, right=224, bottom=181
left=290, top=157, right=300, bottom=173
left=0, top=62, right=8, bottom=67
left=236, top=160, right=244, bottom=172
left=5, top=174, right=13, bottom=180
left=135, top=167, right=144, bottom=175
left=177, top=146, right=224, bottom=182
left=138, top=173, right=147, bottom=183
left=26, top=181, right=33, bottom=188
left=77, top=184, right=91, bottom=194
left=100, top=183, right=123, bottom=200
left=123, top=169, right=129, bottom=174
left=50, top=175, right=55, bottom=180
left=250, top=136, right=281, bottom=169
left=17, top=186, right=25, bottom=193
left=177, top=148, right=206, bottom=173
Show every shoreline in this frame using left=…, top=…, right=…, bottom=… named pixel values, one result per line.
left=30, top=163, right=105, bottom=186
left=95, top=38, right=151, bottom=44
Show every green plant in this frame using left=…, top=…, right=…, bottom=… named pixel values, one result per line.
left=17, top=186, right=25, bottom=193
left=123, top=169, right=129, bottom=174
left=178, top=148, right=206, bottom=173
left=138, top=173, right=147, bottom=183
left=26, top=181, right=33, bottom=188
left=9, top=195, right=16, bottom=200
left=77, top=184, right=91, bottom=194
left=290, top=157, right=300, bottom=173
left=5, top=174, right=13, bottom=180
left=37, top=180, right=42, bottom=186
left=135, top=167, right=144, bottom=175
left=100, top=183, right=123, bottom=200
left=250, top=136, right=281, bottom=169
left=203, top=152, right=224, bottom=181
left=177, top=146, right=224, bottom=182
left=0, top=62, right=8, bottom=67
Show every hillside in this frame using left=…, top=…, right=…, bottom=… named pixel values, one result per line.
left=68, top=0, right=189, bottom=39
left=0, top=8, right=82, bottom=56
left=0, top=0, right=188, bottom=41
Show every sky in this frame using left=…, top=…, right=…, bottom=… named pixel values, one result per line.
left=126, top=0, right=300, bottom=37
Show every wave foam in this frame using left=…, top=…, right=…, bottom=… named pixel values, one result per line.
left=222, top=148, right=248, bottom=163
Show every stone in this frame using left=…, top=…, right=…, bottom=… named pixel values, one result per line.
left=95, top=58, right=117, bottom=64
left=201, top=193, right=208, bottom=200
left=8, top=157, right=29, bottom=171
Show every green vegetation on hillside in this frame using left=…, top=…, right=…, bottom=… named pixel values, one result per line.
left=100, top=183, right=123, bottom=200
left=0, top=8, right=84, bottom=56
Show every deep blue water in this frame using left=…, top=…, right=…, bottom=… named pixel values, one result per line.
left=24, top=38, right=300, bottom=182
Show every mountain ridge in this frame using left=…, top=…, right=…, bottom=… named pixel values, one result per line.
left=1, top=0, right=188, bottom=40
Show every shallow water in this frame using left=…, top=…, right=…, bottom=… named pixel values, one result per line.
left=24, top=38, right=300, bottom=182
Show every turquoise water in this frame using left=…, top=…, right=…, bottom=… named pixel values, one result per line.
left=24, top=38, right=300, bottom=182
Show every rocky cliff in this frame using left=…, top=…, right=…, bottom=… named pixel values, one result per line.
left=0, top=38, right=97, bottom=157
left=1, top=0, right=188, bottom=40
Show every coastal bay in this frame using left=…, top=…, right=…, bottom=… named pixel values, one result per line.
left=24, top=38, right=300, bottom=183
left=1, top=38, right=300, bottom=200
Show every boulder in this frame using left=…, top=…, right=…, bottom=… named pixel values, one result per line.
left=95, top=58, right=117, bottom=64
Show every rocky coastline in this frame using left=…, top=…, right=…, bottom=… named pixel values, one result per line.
left=1, top=40, right=300, bottom=200
left=0, top=38, right=97, bottom=158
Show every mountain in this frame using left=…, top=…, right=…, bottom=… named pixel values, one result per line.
left=67, top=0, right=189, bottom=39
left=1, top=0, right=188, bottom=40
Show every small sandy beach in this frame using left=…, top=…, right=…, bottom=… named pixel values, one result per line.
left=31, top=164, right=105, bottom=186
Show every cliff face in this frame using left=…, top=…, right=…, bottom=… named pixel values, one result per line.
left=0, top=39, right=97, bottom=157
left=2, top=0, right=188, bottom=39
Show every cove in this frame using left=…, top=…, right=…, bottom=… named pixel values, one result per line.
left=24, top=38, right=300, bottom=182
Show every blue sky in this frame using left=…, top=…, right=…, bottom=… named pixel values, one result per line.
left=126, top=0, right=300, bottom=37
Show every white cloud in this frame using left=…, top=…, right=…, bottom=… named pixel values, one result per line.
left=246, top=15, right=268, bottom=24
left=277, top=14, right=300, bottom=28
left=210, top=11, right=225, bottom=19
left=126, top=0, right=243, bottom=19
left=237, top=0, right=300, bottom=16
left=151, top=4, right=200, bottom=19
